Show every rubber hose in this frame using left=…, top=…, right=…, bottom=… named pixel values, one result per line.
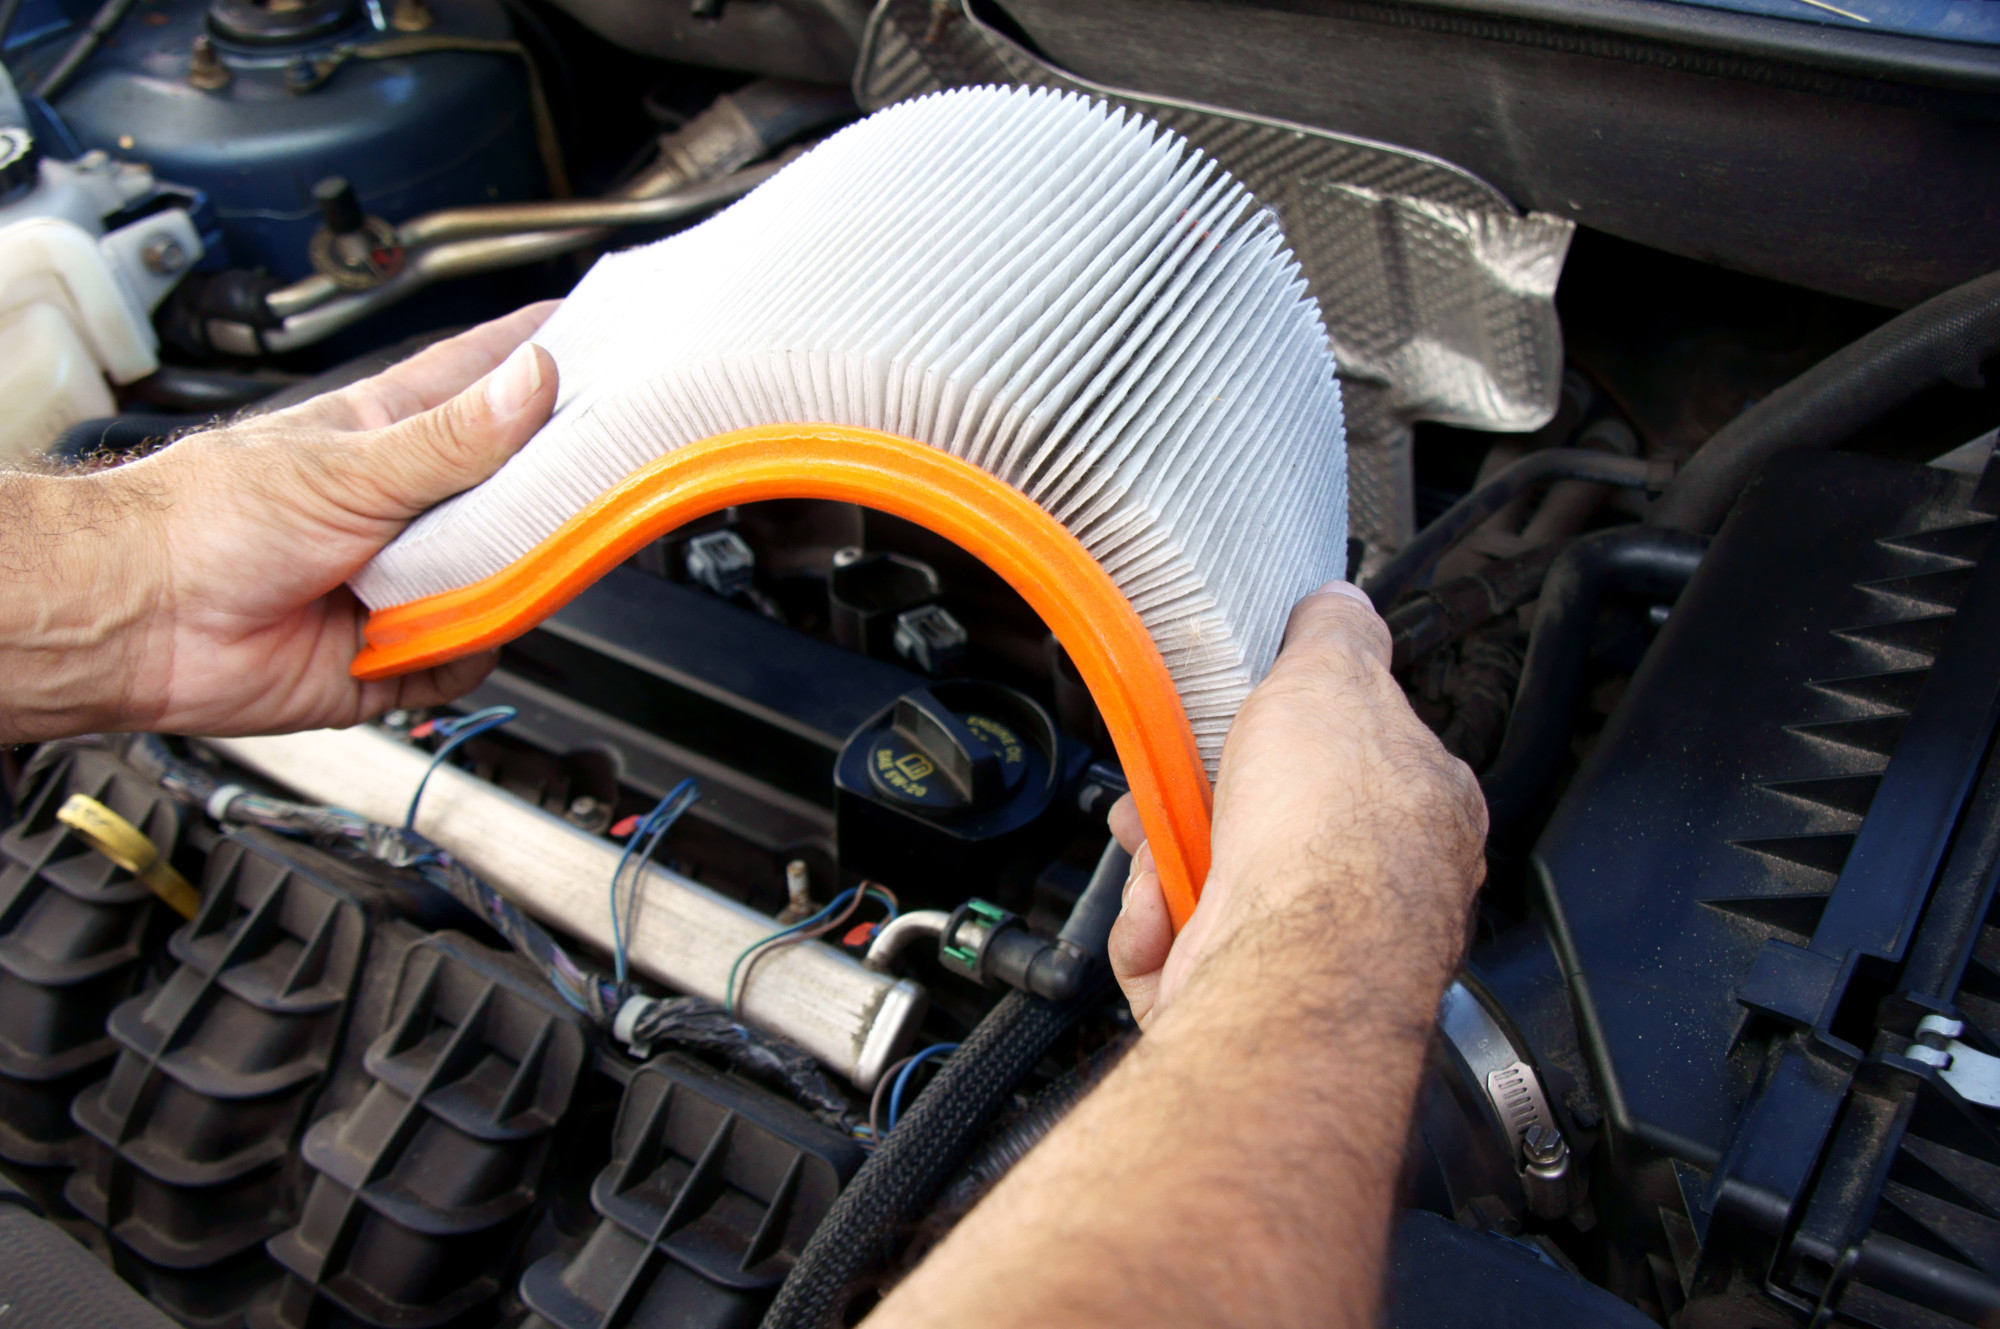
left=1009, top=840, right=1128, bottom=1002
left=1364, top=450, right=1665, bottom=610
left=1478, top=528, right=1709, bottom=839
left=1385, top=540, right=1566, bottom=669
left=761, top=984, right=1101, bottom=1329
left=1649, top=267, right=2000, bottom=536
left=729, top=78, right=857, bottom=150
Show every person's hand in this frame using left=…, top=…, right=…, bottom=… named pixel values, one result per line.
left=0, top=302, right=560, bottom=744
left=1106, top=580, right=1488, bottom=1026
left=867, top=582, right=1489, bottom=1329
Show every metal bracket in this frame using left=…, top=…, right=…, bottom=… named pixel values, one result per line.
left=1913, top=1015, right=2000, bottom=1107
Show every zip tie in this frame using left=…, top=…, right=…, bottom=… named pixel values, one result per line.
left=205, top=783, right=247, bottom=823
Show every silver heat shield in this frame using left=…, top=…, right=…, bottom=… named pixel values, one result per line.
left=854, top=0, right=1575, bottom=568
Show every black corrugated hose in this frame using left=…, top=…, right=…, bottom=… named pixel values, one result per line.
left=762, top=980, right=1108, bottom=1328
left=1478, top=527, right=1709, bottom=839
left=936, top=1032, right=1136, bottom=1212
left=1649, top=267, right=2000, bottom=536
left=761, top=840, right=1130, bottom=1326
left=0, top=1187, right=175, bottom=1327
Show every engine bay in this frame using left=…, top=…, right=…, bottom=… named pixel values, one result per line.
left=4, top=1, right=2000, bottom=1326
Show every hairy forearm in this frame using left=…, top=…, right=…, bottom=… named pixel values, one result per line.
left=868, top=849, right=1473, bottom=1329
left=0, top=468, right=160, bottom=744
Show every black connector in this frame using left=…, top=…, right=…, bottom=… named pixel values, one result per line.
left=937, top=839, right=1131, bottom=1003
left=311, top=176, right=365, bottom=236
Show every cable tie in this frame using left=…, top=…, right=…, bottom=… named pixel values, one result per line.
left=612, top=993, right=655, bottom=1046
left=205, top=783, right=248, bottom=823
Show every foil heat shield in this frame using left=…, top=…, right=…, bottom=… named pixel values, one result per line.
left=855, top=0, right=1575, bottom=567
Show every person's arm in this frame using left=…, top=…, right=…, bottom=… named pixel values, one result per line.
left=0, top=302, right=561, bottom=745
left=866, top=583, right=1486, bottom=1329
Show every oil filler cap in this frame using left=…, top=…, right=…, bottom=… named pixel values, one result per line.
left=836, top=680, right=1086, bottom=903
left=865, top=691, right=1028, bottom=812
left=0, top=128, right=39, bottom=201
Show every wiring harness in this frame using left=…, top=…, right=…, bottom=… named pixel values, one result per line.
left=118, top=733, right=866, bottom=1131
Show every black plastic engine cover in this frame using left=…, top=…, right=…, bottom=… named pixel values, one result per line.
left=0, top=751, right=183, bottom=1175
left=258, top=930, right=588, bottom=1329
left=1537, top=450, right=1991, bottom=1167
left=519, top=1053, right=863, bottom=1329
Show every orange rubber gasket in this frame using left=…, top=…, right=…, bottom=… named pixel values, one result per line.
left=352, top=424, right=1213, bottom=929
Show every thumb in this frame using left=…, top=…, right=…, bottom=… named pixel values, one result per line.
left=1279, top=580, right=1391, bottom=670
left=348, top=341, right=557, bottom=521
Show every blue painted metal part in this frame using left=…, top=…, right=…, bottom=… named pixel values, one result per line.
left=1663, top=0, right=2000, bottom=45
left=48, top=0, right=545, bottom=278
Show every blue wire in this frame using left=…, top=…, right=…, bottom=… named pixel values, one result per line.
left=608, top=779, right=699, bottom=984
left=886, top=1043, right=958, bottom=1131
left=404, top=706, right=516, bottom=830
left=724, top=884, right=896, bottom=1016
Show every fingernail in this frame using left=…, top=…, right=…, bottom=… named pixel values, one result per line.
left=1311, top=579, right=1373, bottom=608
left=485, top=343, right=543, bottom=417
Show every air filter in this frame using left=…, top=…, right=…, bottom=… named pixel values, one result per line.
left=349, top=85, right=1348, bottom=928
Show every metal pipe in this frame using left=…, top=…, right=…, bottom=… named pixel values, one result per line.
left=34, top=0, right=136, bottom=100
left=395, top=158, right=789, bottom=248
left=865, top=910, right=950, bottom=974
left=264, top=275, right=342, bottom=322
left=251, top=74, right=842, bottom=331
left=229, top=162, right=785, bottom=354
left=240, top=231, right=611, bottom=355
left=202, top=727, right=926, bottom=1089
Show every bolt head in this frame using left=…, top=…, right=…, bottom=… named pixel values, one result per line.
left=140, top=234, right=188, bottom=276
left=1522, top=1122, right=1566, bottom=1166
left=187, top=36, right=232, bottom=91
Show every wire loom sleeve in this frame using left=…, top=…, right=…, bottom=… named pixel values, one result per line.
left=760, top=984, right=1102, bottom=1329
left=0, top=1198, right=178, bottom=1328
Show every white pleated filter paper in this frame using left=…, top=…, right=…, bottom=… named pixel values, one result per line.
left=352, top=85, right=1349, bottom=773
